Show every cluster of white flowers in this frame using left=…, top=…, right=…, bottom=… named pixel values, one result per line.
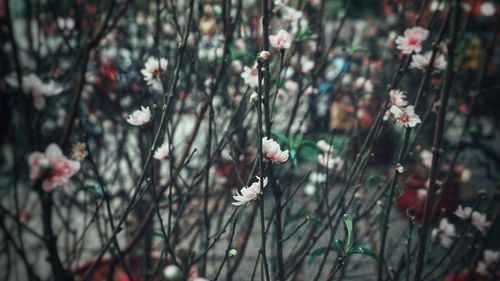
left=316, top=140, right=343, bottom=170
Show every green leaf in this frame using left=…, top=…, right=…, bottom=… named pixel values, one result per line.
left=366, top=175, right=382, bottom=186
left=213, top=4, right=223, bottom=17
left=271, top=130, right=289, bottom=146
left=342, top=214, right=353, bottom=251
left=332, top=239, right=345, bottom=255
left=229, top=46, right=254, bottom=61
left=81, top=185, right=105, bottom=198
left=297, top=144, right=320, bottom=162
left=346, top=44, right=368, bottom=55
left=299, top=140, right=321, bottom=151
left=308, top=247, right=328, bottom=265
left=296, top=29, right=315, bottom=42
left=151, top=230, right=165, bottom=238
left=350, top=245, right=378, bottom=261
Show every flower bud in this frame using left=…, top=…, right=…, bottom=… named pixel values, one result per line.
left=249, top=91, right=259, bottom=106
left=257, top=50, right=271, bottom=61
left=228, top=249, right=238, bottom=257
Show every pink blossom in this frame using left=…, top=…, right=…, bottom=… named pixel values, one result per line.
left=232, top=176, right=268, bottom=206
left=410, top=52, right=447, bottom=72
left=432, top=218, right=455, bottom=248
left=154, top=142, right=170, bottom=160
left=126, top=106, right=151, bottom=126
left=389, top=89, right=409, bottom=107
left=389, top=105, right=421, bottom=128
left=28, top=143, right=80, bottom=192
left=241, top=63, right=259, bottom=88
left=471, top=211, right=491, bottom=234
left=269, top=29, right=292, bottom=49
left=262, top=137, right=289, bottom=163
left=141, top=57, right=168, bottom=86
left=395, top=27, right=429, bottom=54
left=454, top=205, right=473, bottom=220
left=70, top=142, right=88, bottom=162
left=454, top=205, right=492, bottom=234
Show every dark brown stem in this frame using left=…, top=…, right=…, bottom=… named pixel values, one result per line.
left=413, top=1, right=460, bottom=280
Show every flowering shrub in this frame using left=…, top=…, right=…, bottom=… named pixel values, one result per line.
left=0, top=0, right=499, bottom=281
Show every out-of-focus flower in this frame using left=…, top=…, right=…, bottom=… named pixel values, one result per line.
left=5, top=73, right=63, bottom=110
left=141, top=57, right=168, bottom=85
left=395, top=27, right=429, bottom=54
left=316, top=140, right=333, bottom=153
left=471, top=212, right=492, bottom=234
left=454, top=205, right=492, bottom=234
left=232, top=176, right=268, bottom=206
left=275, top=4, right=303, bottom=23
left=163, top=265, right=182, bottom=281
left=126, top=106, right=151, bottom=126
left=417, top=189, right=427, bottom=200
left=154, top=142, right=170, bottom=160
left=257, top=50, right=271, bottom=61
left=57, top=17, right=75, bottom=30
left=270, top=29, right=292, bottom=49
left=28, top=143, right=80, bottom=192
left=432, top=218, right=455, bottom=248
left=284, top=80, right=299, bottom=95
left=389, top=89, right=409, bottom=107
left=262, top=137, right=289, bottom=163
left=304, top=184, right=316, bottom=196
left=476, top=250, right=500, bottom=277
left=241, top=62, right=259, bottom=88
left=454, top=205, right=473, bottom=219
left=410, top=52, right=447, bottom=72
left=318, top=154, right=343, bottom=170
left=71, top=142, right=88, bottom=162
left=390, top=105, right=421, bottom=128
left=310, top=172, right=326, bottom=183
left=460, top=168, right=471, bottom=182
left=301, top=59, right=315, bottom=73
left=480, top=2, right=496, bottom=17
left=420, top=150, right=433, bottom=169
